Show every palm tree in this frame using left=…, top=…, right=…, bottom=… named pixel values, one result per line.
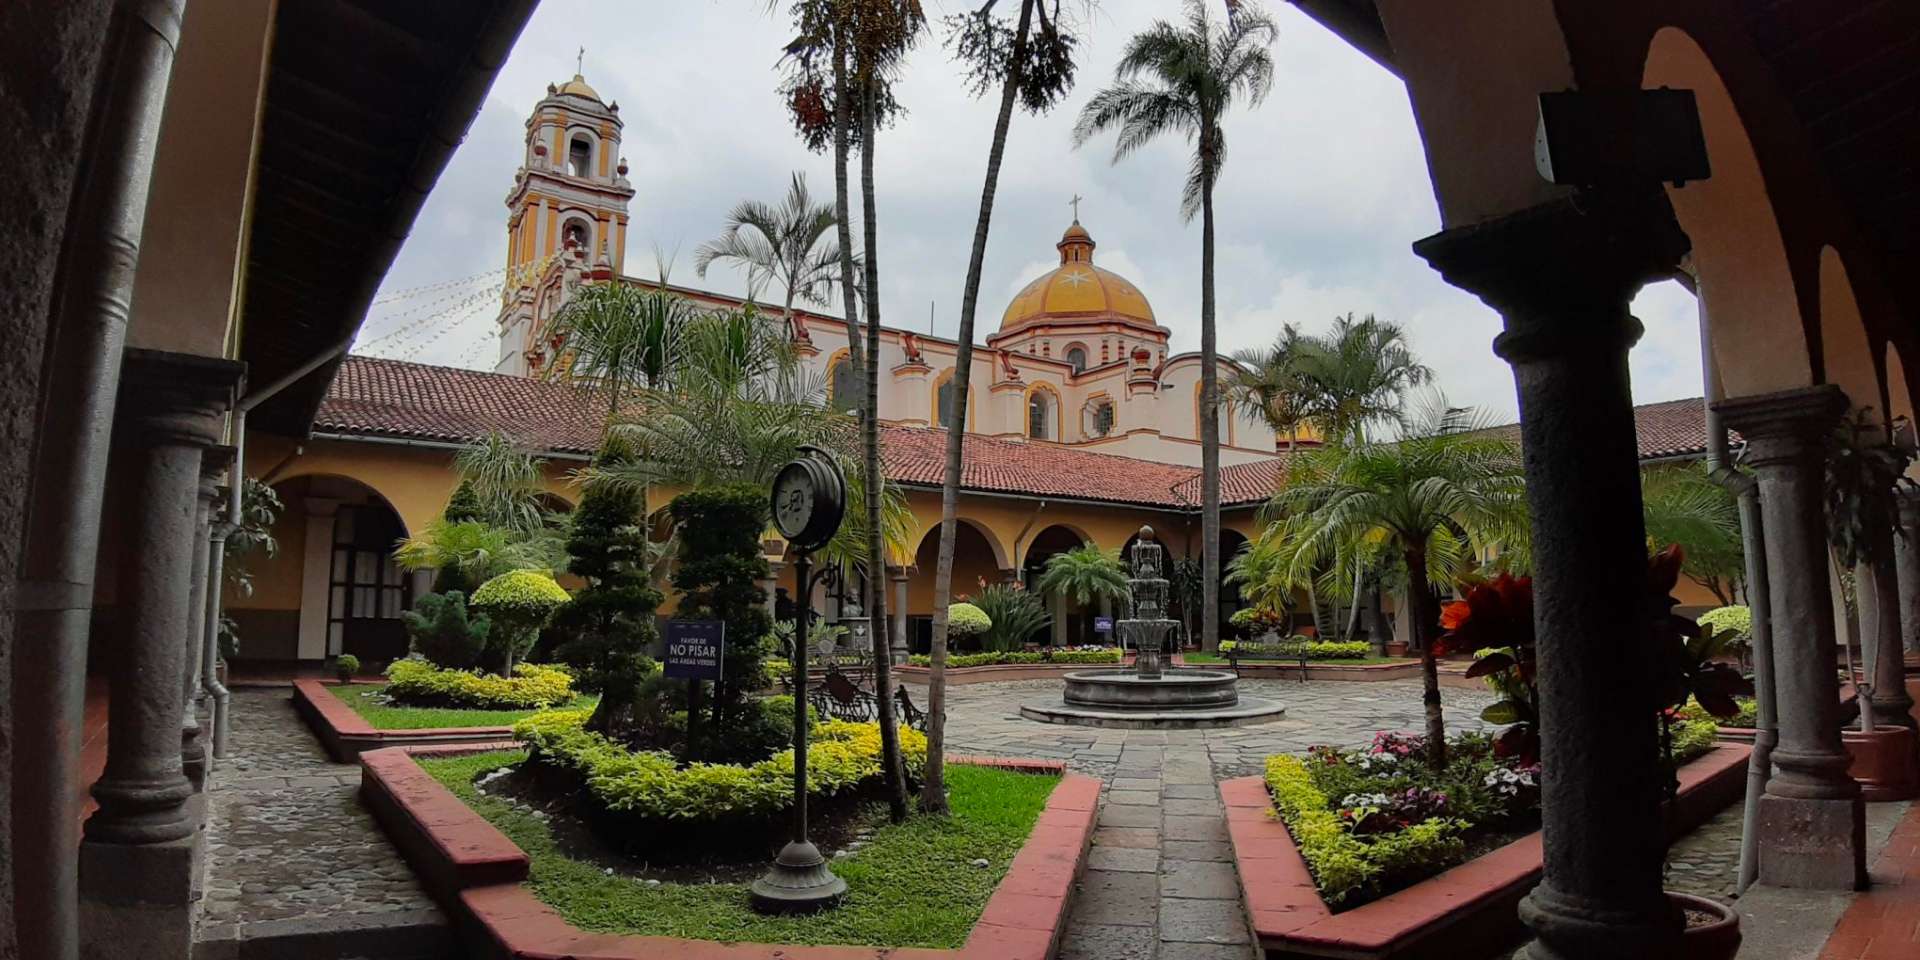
left=1641, top=463, right=1744, bottom=604
left=1074, top=0, right=1276, bottom=656
left=1297, top=313, right=1432, bottom=444
left=543, top=280, right=693, bottom=412
left=923, top=0, right=1082, bottom=815
left=694, top=172, right=849, bottom=343
left=1036, top=545, right=1130, bottom=641
left=1264, top=404, right=1526, bottom=767
left=1229, top=324, right=1315, bottom=452
left=453, top=431, right=551, bottom=535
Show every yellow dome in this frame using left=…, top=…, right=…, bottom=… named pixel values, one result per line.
left=556, top=74, right=602, bottom=101
left=1000, top=220, right=1156, bottom=334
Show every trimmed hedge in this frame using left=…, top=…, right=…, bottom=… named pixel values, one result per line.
left=947, top=602, right=991, bottom=636
left=385, top=658, right=575, bottom=710
left=1265, top=754, right=1468, bottom=905
left=906, top=648, right=1122, bottom=668
left=513, top=708, right=926, bottom=822
left=1219, top=639, right=1374, bottom=660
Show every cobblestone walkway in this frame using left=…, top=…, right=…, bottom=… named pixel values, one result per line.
left=932, top=677, right=1497, bottom=959
left=194, top=688, right=450, bottom=960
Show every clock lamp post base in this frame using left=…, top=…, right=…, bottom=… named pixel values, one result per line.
left=750, top=840, right=847, bottom=913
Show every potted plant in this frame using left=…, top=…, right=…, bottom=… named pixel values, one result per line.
left=334, top=653, right=360, bottom=684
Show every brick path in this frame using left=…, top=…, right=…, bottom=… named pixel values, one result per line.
left=932, top=677, right=1499, bottom=959
left=1817, top=800, right=1920, bottom=959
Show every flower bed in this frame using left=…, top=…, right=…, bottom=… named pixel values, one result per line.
left=1269, top=722, right=1719, bottom=908
left=357, top=742, right=1099, bottom=959
left=906, top=647, right=1122, bottom=669
left=1219, top=639, right=1375, bottom=660
left=514, top=709, right=927, bottom=857
left=294, top=679, right=553, bottom=762
left=1226, top=737, right=1751, bottom=959
left=385, top=658, right=574, bottom=710
left=335, top=682, right=596, bottom=730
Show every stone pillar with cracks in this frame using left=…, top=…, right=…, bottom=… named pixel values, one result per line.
left=1717, top=384, right=1867, bottom=889
left=1415, top=192, right=1688, bottom=960
left=890, top=565, right=911, bottom=665
left=1865, top=520, right=1917, bottom=733
left=80, top=348, right=242, bottom=960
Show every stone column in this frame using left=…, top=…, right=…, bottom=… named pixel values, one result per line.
left=890, top=565, right=910, bottom=664
left=1717, top=384, right=1866, bottom=889
left=178, top=449, right=227, bottom=790
left=1897, top=491, right=1920, bottom=656
left=82, top=348, right=242, bottom=960
left=1414, top=193, right=1688, bottom=959
left=1865, top=519, right=1916, bottom=732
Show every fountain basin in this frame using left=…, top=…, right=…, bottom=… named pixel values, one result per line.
left=1062, top=668, right=1240, bottom=710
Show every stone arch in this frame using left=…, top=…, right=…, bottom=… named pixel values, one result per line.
left=1643, top=27, right=1813, bottom=398
left=907, top=519, right=1012, bottom=642
left=1020, top=523, right=1094, bottom=581
left=1024, top=382, right=1060, bottom=440
left=1023, top=523, right=1101, bottom=645
left=1817, top=246, right=1878, bottom=423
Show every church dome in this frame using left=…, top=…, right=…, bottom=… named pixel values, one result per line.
left=555, top=74, right=602, bottom=102
left=999, top=220, right=1157, bottom=334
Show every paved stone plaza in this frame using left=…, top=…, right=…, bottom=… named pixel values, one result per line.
left=192, top=677, right=1758, bottom=960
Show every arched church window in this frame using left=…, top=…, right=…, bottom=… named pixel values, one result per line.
left=568, top=134, right=593, bottom=177
left=830, top=358, right=859, bottom=414
left=1028, top=390, right=1053, bottom=440
left=562, top=219, right=590, bottom=252
left=1065, top=345, right=1088, bottom=374
left=936, top=373, right=957, bottom=428
left=1083, top=398, right=1115, bottom=438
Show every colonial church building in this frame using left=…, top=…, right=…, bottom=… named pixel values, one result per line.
left=225, top=71, right=1715, bottom=666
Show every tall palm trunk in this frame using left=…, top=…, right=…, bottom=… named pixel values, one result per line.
left=859, top=72, right=909, bottom=824
left=829, top=28, right=867, bottom=387
left=925, top=0, right=1037, bottom=816
left=1199, top=132, right=1222, bottom=654
left=1404, top=541, right=1446, bottom=768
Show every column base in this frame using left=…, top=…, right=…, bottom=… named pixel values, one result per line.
left=1517, top=881, right=1680, bottom=960
left=1755, top=793, right=1866, bottom=889
left=79, top=812, right=204, bottom=960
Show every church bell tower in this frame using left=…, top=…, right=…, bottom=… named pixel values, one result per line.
left=495, top=66, right=635, bottom=375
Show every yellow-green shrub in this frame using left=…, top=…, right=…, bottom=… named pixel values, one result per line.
left=1264, top=754, right=1467, bottom=905
left=385, top=658, right=574, bottom=709
left=513, top=709, right=926, bottom=821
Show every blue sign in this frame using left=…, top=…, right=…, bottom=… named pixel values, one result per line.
left=663, top=619, right=725, bottom=681
left=1094, top=616, right=1113, bottom=634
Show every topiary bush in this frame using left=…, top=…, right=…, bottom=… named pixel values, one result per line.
left=384, top=657, right=575, bottom=709
left=401, top=590, right=491, bottom=670
left=907, top=648, right=1122, bottom=668
left=667, top=485, right=773, bottom=763
left=1696, top=605, right=1752, bottom=651
left=471, top=571, right=571, bottom=676
left=946, top=602, right=991, bottom=639
left=550, top=441, right=663, bottom=736
left=335, top=654, right=361, bottom=682
left=1218, top=639, right=1372, bottom=660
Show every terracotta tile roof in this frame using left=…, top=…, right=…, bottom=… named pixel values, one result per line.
left=1479, top=396, right=1718, bottom=461
left=314, top=357, right=1716, bottom=511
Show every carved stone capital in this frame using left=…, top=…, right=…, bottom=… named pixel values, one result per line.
left=1412, top=192, right=1688, bottom=364
left=1713, top=385, right=1847, bottom=467
left=117, top=348, right=244, bottom=449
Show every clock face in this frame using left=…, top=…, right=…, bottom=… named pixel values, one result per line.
left=773, top=463, right=815, bottom=540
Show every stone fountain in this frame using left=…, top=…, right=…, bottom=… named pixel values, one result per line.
left=1020, top=527, right=1286, bottom=729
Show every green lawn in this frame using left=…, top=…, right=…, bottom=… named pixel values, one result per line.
left=1180, top=652, right=1403, bottom=666
left=335, top=683, right=597, bottom=730
left=419, top=750, right=1058, bottom=948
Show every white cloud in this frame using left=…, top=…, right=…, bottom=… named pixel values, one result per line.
left=362, top=0, right=1707, bottom=420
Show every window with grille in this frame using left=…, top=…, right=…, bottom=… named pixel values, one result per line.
left=1085, top=399, right=1115, bottom=438
left=1065, top=346, right=1088, bottom=374
left=936, top=375, right=956, bottom=427
left=830, top=360, right=858, bottom=413
left=1028, top=393, right=1052, bottom=440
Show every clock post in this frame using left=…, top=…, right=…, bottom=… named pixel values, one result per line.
left=751, top=446, right=848, bottom=913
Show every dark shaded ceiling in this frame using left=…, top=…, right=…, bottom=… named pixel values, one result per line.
left=241, top=0, right=538, bottom=436
left=1738, top=0, right=1920, bottom=340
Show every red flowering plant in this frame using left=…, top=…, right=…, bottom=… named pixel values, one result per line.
left=1440, top=573, right=1540, bottom=764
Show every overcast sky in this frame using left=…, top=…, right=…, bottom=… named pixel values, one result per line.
left=359, top=0, right=1705, bottom=423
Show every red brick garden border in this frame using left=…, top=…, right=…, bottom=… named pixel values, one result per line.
left=358, top=743, right=1099, bottom=959
left=1221, top=743, right=1751, bottom=959
left=294, top=679, right=518, bottom=762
